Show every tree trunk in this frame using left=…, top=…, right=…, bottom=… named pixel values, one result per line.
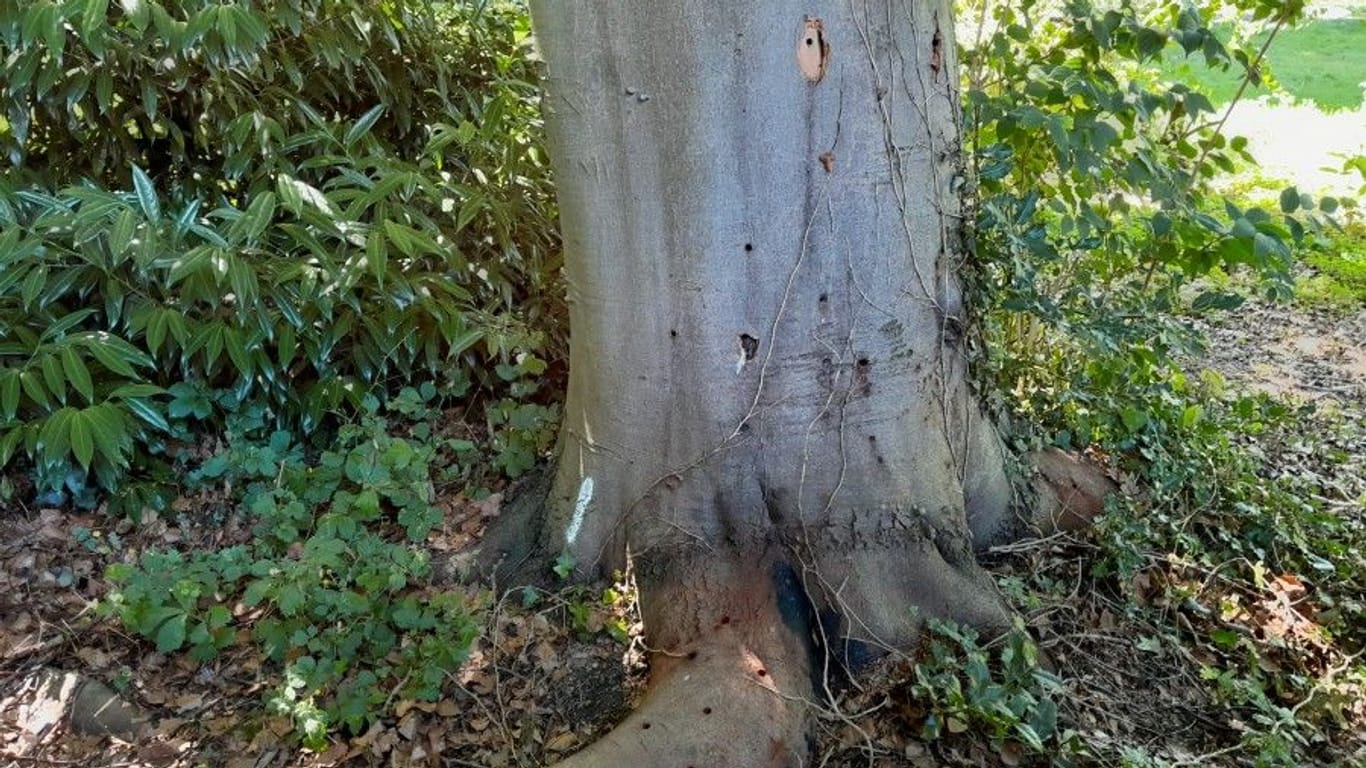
left=526, top=0, right=1034, bottom=764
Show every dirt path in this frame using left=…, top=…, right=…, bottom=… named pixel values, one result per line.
left=1196, top=303, right=1366, bottom=407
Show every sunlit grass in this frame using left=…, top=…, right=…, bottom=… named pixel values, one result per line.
left=1160, top=18, right=1366, bottom=110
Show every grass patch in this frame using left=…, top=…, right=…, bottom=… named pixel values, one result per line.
left=1297, top=224, right=1366, bottom=310
left=1160, top=18, right=1366, bottom=110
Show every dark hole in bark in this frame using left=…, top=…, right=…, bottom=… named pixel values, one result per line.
left=877, top=455, right=885, bottom=465
left=854, top=357, right=872, bottom=397
left=641, top=722, right=651, bottom=730
left=756, top=669, right=767, bottom=677
left=669, top=329, right=678, bottom=338
left=720, top=615, right=731, bottom=625
left=805, top=37, right=814, bottom=46
left=739, top=334, right=759, bottom=361
left=687, top=650, right=698, bottom=660
left=703, top=707, right=712, bottom=715
left=818, top=292, right=828, bottom=303
left=943, top=315, right=964, bottom=344
left=867, top=434, right=876, bottom=442
left=744, top=242, right=754, bottom=252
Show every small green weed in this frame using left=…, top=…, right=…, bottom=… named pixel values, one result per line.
left=907, top=619, right=1085, bottom=764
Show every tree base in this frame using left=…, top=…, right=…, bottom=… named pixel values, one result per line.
left=557, top=548, right=814, bottom=767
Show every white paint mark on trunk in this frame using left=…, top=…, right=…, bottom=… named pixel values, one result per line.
left=566, top=476, right=594, bottom=545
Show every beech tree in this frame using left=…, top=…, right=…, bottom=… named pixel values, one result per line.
left=501, top=1, right=1110, bottom=764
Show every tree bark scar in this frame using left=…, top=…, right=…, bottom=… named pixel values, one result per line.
left=930, top=24, right=943, bottom=75
left=853, top=357, right=872, bottom=397
left=771, top=560, right=827, bottom=695
left=766, top=737, right=797, bottom=767
left=797, top=18, right=830, bottom=83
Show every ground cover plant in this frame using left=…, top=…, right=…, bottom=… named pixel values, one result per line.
left=1, top=0, right=1362, bottom=766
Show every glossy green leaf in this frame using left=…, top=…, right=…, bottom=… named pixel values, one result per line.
left=130, top=164, right=159, bottom=221
left=38, top=406, right=76, bottom=458
left=69, top=411, right=94, bottom=468
left=40, top=355, right=66, bottom=404
left=85, top=404, right=128, bottom=468
left=345, top=104, right=385, bottom=148
left=19, top=371, right=50, bottom=410
left=0, top=427, right=23, bottom=467
left=109, top=384, right=166, bottom=398
left=241, top=192, right=276, bottom=242
left=61, top=347, right=95, bottom=403
left=81, top=0, right=109, bottom=55
left=123, top=397, right=170, bottom=432
left=0, top=370, right=20, bottom=420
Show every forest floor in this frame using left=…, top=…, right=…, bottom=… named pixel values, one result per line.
left=1, top=272, right=1363, bottom=768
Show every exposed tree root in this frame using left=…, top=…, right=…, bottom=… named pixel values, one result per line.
left=556, top=551, right=814, bottom=767
left=1027, top=448, right=1118, bottom=535
left=545, top=454, right=1118, bottom=766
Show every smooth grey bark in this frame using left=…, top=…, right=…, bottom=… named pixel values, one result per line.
left=525, top=0, right=1029, bottom=764
left=534, top=0, right=1015, bottom=588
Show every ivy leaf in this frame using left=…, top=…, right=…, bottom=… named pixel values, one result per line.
left=277, top=583, right=305, bottom=616
left=1120, top=407, right=1149, bottom=433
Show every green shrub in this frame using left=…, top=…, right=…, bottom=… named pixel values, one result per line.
left=0, top=0, right=561, bottom=503
left=963, top=1, right=1362, bottom=763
